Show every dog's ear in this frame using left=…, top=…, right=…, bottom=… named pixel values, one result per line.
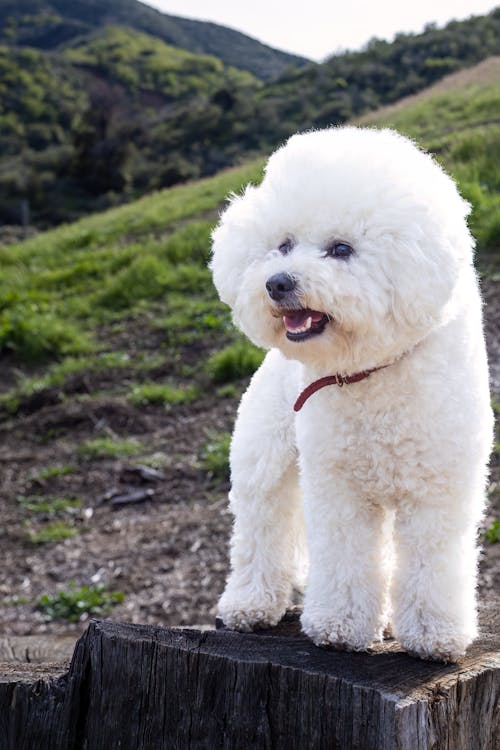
left=210, top=185, right=261, bottom=308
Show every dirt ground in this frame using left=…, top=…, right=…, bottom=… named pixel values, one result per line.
left=0, top=277, right=499, bottom=637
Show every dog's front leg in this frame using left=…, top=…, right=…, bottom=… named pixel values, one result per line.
left=300, top=476, right=389, bottom=651
left=218, top=351, right=306, bottom=631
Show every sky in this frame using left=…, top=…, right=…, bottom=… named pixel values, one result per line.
left=141, top=1, right=499, bottom=61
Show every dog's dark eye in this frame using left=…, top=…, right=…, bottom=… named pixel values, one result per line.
left=326, top=241, right=354, bottom=259
left=278, top=238, right=294, bottom=255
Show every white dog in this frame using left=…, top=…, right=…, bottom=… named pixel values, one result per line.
left=210, top=127, right=493, bottom=662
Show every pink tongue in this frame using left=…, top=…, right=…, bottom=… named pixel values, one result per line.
left=284, top=310, right=309, bottom=329
left=283, top=309, right=324, bottom=330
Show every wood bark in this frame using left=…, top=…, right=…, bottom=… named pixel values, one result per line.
left=1, top=600, right=498, bottom=750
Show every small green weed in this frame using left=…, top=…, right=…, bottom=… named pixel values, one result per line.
left=129, top=382, right=199, bottom=406
left=28, top=521, right=78, bottom=544
left=200, top=431, right=231, bottom=481
left=216, top=384, right=239, bottom=399
left=139, top=452, right=168, bottom=469
left=37, top=465, right=75, bottom=480
left=36, top=583, right=125, bottom=622
left=484, top=520, right=500, bottom=544
left=206, top=341, right=264, bottom=383
left=17, top=494, right=80, bottom=516
left=78, top=437, right=143, bottom=460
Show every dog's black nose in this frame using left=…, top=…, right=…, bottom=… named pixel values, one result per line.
left=266, top=273, right=296, bottom=301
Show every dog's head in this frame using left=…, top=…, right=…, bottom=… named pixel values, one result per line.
left=210, top=127, right=473, bottom=372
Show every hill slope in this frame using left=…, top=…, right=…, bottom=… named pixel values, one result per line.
left=254, top=9, right=500, bottom=136
left=1, top=6, right=498, bottom=231
left=0, top=67, right=498, bottom=635
left=0, top=23, right=260, bottom=226
left=358, top=56, right=500, bottom=119
left=0, top=0, right=309, bottom=80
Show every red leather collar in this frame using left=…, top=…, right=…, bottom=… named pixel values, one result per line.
left=293, top=366, right=387, bottom=412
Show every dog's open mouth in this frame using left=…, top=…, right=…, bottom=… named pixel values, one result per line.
left=282, top=308, right=330, bottom=341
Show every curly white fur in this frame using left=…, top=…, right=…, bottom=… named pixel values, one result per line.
left=210, top=126, right=493, bottom=662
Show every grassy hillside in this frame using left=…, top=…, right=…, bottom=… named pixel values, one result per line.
left=0, top=63, right=498, bottom=382
left=0, top=159, right=264, bottom=371
left=0, top=0, right=308, bottom=80
left=0, top=65, right=498, bottom=634
left=62, top=25, right=254, bottom=97
left=0, top=23, right=260, bottom=226
left=1, top=6, right=498, bottom=230
left=0, top=26, right=255, bottom=155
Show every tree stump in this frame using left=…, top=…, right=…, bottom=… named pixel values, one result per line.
left=1, top=599, right=498, bottom=749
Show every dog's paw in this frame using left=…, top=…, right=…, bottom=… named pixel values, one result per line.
left=218, top=588, right=288, bottom=632
left=301, top=610, right=379, bottom=652
left=399, top=632, right=470, bottom=663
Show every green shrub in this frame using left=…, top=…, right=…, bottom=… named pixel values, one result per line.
left=36, top=583, right=125, bottom=622
left=206, top=341, right=264, bottom=383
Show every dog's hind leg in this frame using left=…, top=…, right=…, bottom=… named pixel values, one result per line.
left=392, top=492, right=482, bottom=662
left=218, top=349, right=306, bottom=631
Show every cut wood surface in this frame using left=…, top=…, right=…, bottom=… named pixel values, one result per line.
left=0, top=634, right=76, bottom=663
left=1, top=599, right=499, bottom=750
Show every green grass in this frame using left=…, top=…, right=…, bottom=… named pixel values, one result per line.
left=0, top=75, right=498, bottom=413
left=28, top=521, right=78, bottom=544
left=158, top=295, right=231, bottom=347
left=17, top=494, right=80, bottom=516
left=484, top=520, right=500, bottom=544
left=200, top=431, right=231, bottom=481
left=17, top=493, right=81, bottom=544
left=129, top=382, right=199, bottom=406
left=0, top=159, right=264, bottom=364
left=206, top=341, right=265, bottom=383
left=36, top=583, right=125, bottom=622
left=0, top=351, right=150, bottom=415
left=36, top=465, right=75, bottom=480
left=0, top=308, right=91, bottom=363
left=216, top=384, right=239, bottom=399
left=77, top=437, right=143, bottom=460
